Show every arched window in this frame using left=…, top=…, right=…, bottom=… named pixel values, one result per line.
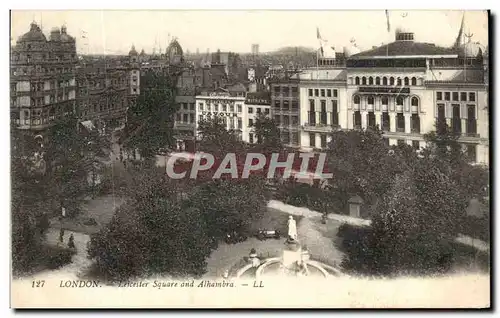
left=369, top=77, right=374, bottom=85
left=411, top=96, right=419, bottom=106
left=376, top=77, right=381, bottom=85
left=397, top=78, right=402, bottom=86
left=396, top=96, right=404, bottom=105
left=404, top=77, right=409, bottom=86
left=411, top=77, right=417, bottom=86
left=382, top=96, right=388, bottom=105
left=368, top=96, right=374, bottom=104
left=354, top=95, right=360, bottom=104
left=355, top=77, right=360, bottom=85
left=390, top=77, right=395, bottom=85
left=362, top=77, right=367, bottom=85
left=383, top=77, right=388, bottom=85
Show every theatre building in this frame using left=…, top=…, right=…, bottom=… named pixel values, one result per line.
left=345, top=27, right=488, bottom=164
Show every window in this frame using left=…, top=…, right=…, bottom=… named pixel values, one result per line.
left=411, top=114, right=420, bottom=133
left=292, top=116, right=299, bottom=125
left=411, top=97, right=419, bottom=107
left=461, top=92, right=467, bottom=101
left=411, top=77, right=417, bottom=86
left=238, top=118, right=242, bottom=129
left=257, top=108, right=262, bottom=114
left=367, top=112, right=376, bottom=128
left=283, top=100, right=290, bottom=110
left=353, top=95, right=360, bottom=104
left=230, top=105, right=234, bottom=112
left=190, top=103, right=195, bottom=110
left=396, top=113, right=405, bottom=132
left=265, top=108, right=270, bottom=114
left=237, top=105, right=242, bottom=113
left=190, top=114, right=195, bottom=123
left=376, top=77, right=380, bottom=85
left=396, top=96, right=404, bottom=105
left=309, top=99, right=315, bottom=111
left=274, top=100, right=280, bottom=108
left=248, top=107, right=253, bottom=114
left=412, top=140, right=420, bottom=149
left=222, top=104, right=227, bottom=112
left=183, top=103, right=188, bottom=110
left=321, top=89, right=325, bottom=97
left=382, top=112, right=390, bottom=131
left=355, top=77, right=360, bottom=85
left=283, top=116, right=290, bottom=126
left=467, top=105, right=477, bottom=136
left=404, top=77, right=409, bottom=86
left=292, top=87, right=298, bottom=94
left=469, top=92, right=476, bottom=102
left=445, top=92, right=450, bottom=101
left=333, top=89, right=338, bottom=97
left=309, top=133, right=316, bottom=147
left=437, top=92, right=443, bottom=100
left=354, top=111, right=362, bottom=128
left=314, top=89, right=319, bottom=97
left=367, top=96, right=374, bottom=105
left=249, top=134, right=254, bottom=143
left=291, top=101, right=298, bottom=109
left=248, top=118, right=254, bottom=127
left=452, top=92, right=459, bottom=101
left=382, top=96, right=388, bottom=105
left=390, top=77, right=395, bottom=85
left=283, top=87, right=290, bottom=96
left=308, top=89, right=313, bottom=96
left=437, top=104, right=445, bottom=122
left=331, top=101, right=339, bottom=126
left=452, top=104, right=461, bottom=134
left=320, top=135, right=327, bottom=148
left=397, top=139, right=405, bottom=146
left=327, top=89, right=332, bottom=97
left=369, top=77, right=374, bottom=85
left=274, top=86, right=281, bottom=93
left=183, top=114, right=188, bottom=123
left=397, top=78, right=402, bottom=86
left=362, top=77, right=367, bottom=85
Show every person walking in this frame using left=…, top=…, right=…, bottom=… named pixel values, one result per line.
left=59, top=228, right=65, bottom=243
left=68, top=234, right=75, bottom=249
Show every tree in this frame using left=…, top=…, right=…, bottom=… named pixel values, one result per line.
left=87, top=167, right=214, bottom=281
left=124, top=70, right=179, bottom=162
left=252, top=113, right=282, bottom=151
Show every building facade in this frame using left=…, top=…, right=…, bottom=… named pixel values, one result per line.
left=244, top=92, right=271, bottom=144
left=269, top=77, right=301, bottom=147
left=286, top=28, right=489, bottom=165
left=10, top=23, right=77, bottom=132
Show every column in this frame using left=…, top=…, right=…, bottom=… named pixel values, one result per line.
left=461, top=119, right=467, bottom=135
left=375, top=112, right=382, bottom=129
left=405, top=114, right=411, bottom=134
left=389, top=112, right=396, bottom=132
left=361, top=111, right=367, bottom=129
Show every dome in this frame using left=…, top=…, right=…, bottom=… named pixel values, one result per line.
left=59, top=25, right=75, bottom=42
left=18, top=22, right=47, bottom=42
left=49, top=27, right=61, bottom=41
left=129, top=45, right=138, bottom=56
left=461, top=41, right=482, bottom=58
left=166, top=39, right=183, bottom=57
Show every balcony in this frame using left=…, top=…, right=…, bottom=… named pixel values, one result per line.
left=302, top=122, right=334, bottom=133
left=358, top=86, right=411, bottom=95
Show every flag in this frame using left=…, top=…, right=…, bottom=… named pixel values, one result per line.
left=385, top=10, right=391, bottom=33
left=316, top=27, right=321, bottom=40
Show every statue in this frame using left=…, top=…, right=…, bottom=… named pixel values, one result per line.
left=287, top=216, right=298, bottom=241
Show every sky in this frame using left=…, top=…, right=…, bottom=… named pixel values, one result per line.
left=10, top=10, right=489, bottom=55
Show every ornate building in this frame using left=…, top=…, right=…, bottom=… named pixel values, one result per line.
left=289, top=24, right=489, bottom=165
left=10, top=22, right=77, bottom=132
left=75, top=46, right=140, bottom=130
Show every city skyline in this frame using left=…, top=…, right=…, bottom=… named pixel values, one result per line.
left=11, top=10, right=489, bottom=55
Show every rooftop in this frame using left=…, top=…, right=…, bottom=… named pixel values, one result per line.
left=351, top=41, right=458, bottom=59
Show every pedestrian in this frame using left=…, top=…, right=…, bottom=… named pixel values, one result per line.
left=59, top=228, right=65, bottom=243
left=68, top=234, right=75, bottom=249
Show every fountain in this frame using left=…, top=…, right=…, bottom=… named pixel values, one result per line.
left=232, top=216, right=341, bottom=280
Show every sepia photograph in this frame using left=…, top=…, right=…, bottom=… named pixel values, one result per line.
left=9, top=9, right=490, bottom=308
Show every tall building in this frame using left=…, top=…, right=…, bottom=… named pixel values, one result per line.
left=251, top=44, right=259, bottom=55
left=10, top=22, right=77, bottom=132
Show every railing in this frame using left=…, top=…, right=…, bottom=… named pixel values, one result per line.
left=396, top=127, right=405, bottom=133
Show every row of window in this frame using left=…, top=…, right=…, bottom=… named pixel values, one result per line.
left=436, top=91, right=476, bottom=102
left=199, top=103, right=241, bottom=113
left=176, top=113, right=196, bottom=124
left=198, top=115, right=243, bottom=130
left=353, top=95, right=419, bottom=107
left=273, top=115, right=300, bottom=126
left=273, top=86, right=299, bottom=95
left=308, top=99, right=339, bottom=112
left=437, top=104, right=478, bottom=135
left=354, top=76, right=418, bottom=86
left=352, top=111, right=421, bottom=133
left=12, top=53, right=77, bottom=63
left=307, top=88, right=339, bottom=98
left=273, top=100, right=299, bottom=109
